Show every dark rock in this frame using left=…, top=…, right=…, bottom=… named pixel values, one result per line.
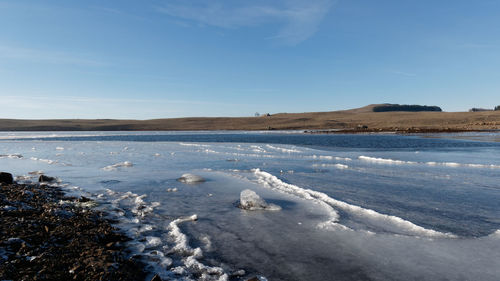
left=0, top=172, right=14, bottom=184
left=78, top=196, right=91, bottom=202
left=52, top=209, right=74, bottom=218
left=356, top=125, right=368, bottom=129
left=38, top=175, right=56, bottom=183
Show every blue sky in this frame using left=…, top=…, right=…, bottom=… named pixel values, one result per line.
left=1, top=0, right=499, bottom=119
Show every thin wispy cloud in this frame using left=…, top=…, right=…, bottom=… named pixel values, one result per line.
left=390, top=70, right=417, bottom=77
left=0, top=95, right=252, bottom=118
left=0, top=45, right=108, bottom=67
left=0, top=95, right=250, bottom=113
left=90, top=6, right=152, bottom=22
left=456, top=43, right=496, bottom=49
left=0, top=96, right=181, bottom=119
left=156, top=0, right=336, bottom=45
left=19, top=96, right=247, bottom=107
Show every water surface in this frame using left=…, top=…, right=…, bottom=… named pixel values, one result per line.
left=1, top=131, right=499, bottom=281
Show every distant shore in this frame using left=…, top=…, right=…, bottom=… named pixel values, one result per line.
left=1, top=105, right=499, bottom=132
left=305, top=128, right=500, bottom=134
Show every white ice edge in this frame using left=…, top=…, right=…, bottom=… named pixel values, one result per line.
left=101, top=189, right=229, bottom=280
left=168, top=215, right=228, bottom=281
left=359, top=155, right=500, bottom=169
left=265, top=144, right=301, bottom=153
left=179, top=142, right=211, bottom=147
left=312, top=155, right=353, bottom=161
left=252, top=169, right=456, bottom=238
left=312, top=163, right=349, bottom=169
left=178, top=142, right=356, bottom=163
left=0, top=153, right=23, bottom=159
left=30, top=157, right=58, bottom=165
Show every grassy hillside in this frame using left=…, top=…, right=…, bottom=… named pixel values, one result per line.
left=1, top=105, right=500, bottom=132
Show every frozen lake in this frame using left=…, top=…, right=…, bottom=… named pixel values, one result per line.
left=1, top=131, right=499, bottom=281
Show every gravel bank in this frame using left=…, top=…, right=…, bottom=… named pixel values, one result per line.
left=0, top=173, right=148, bottom=281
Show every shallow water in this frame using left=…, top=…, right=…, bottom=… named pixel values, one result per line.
left=1, top=131, right=499, bottom=281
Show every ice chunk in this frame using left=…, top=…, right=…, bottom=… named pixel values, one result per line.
left=27, top=256, right=37, bottom=262
left=177, top=173, right=206, bottom=184
left=6, top=237, right=25, bottom=244
left=488, top=229, right=500, bottom=239
left=231, top=269, right=246, bottom=277
left=144, top=250, right=172, bottom=269
left=145, top=236, right=162, bottom=248
left=15, top=175, right=32, bottom=182
left=127, top=241, right=146, bottom=253
left=137, top=224, right=154, bottom=233
left=102, top=161, right=133, bottom=171
left=30, top=157, right=58, bottom=164
left=0, top=153, right=23, bottom=159
left=3, top=205, right=16, bottom=211
left=238, top=189, right=281, bottom=211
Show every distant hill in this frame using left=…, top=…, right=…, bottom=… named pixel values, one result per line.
left=372, top=104, right=442, bottom=112
left=1, top=104, right=499, bottom=132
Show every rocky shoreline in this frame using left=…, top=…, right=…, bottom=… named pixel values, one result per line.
left=304, top=128, right=500, bottom=134
left=0, top=172, right=148, bottom=281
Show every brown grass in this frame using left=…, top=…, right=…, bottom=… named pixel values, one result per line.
left=1, top=105, right=500, bottom=132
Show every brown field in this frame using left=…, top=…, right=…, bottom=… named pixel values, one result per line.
left=1, top=105, right=500, bottom=132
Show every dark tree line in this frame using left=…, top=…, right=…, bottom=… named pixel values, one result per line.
left=470, top=108, right=491, bottom=112
left=373, top=104, right=442, bottom=112
left=469, top=106, right=500, bottom=112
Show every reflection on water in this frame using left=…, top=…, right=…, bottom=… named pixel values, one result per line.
left=424, top=131, right=500, bottom=142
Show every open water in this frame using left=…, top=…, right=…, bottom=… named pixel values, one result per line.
left=1, top=131, right=499, bottom=281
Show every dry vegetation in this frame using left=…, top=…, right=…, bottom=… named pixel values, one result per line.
left=1, top=105, right=500, bottom=132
